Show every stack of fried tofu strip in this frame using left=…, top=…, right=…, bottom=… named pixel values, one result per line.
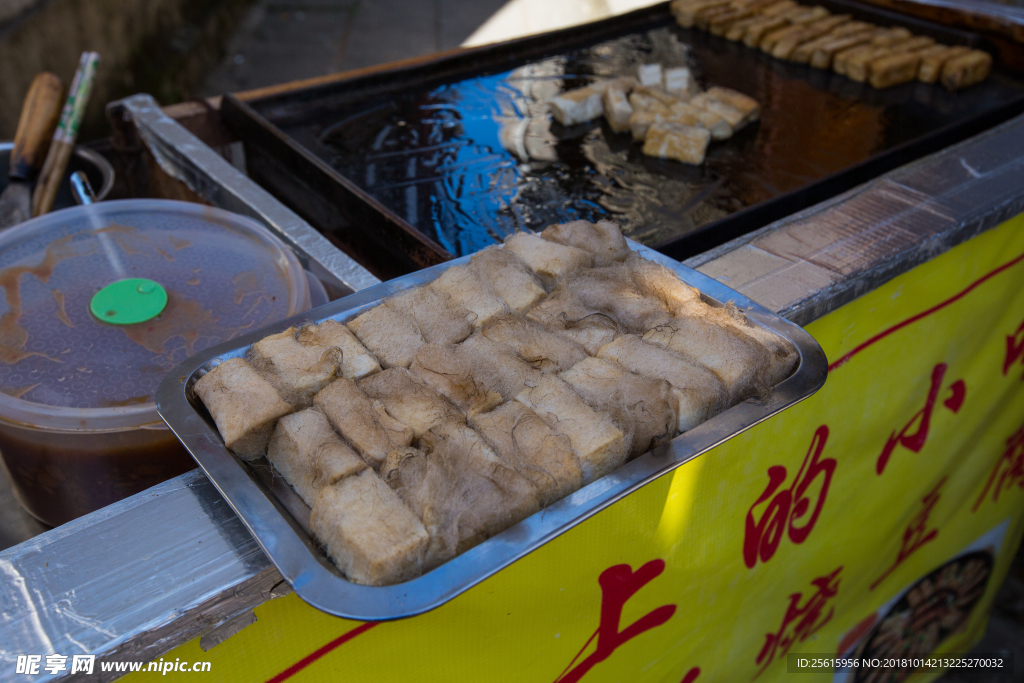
left=670, top=0, right=992, bottom=90
left=549, top=64, right=761, bottom=165
left=195, top=220, right=798, bottom=586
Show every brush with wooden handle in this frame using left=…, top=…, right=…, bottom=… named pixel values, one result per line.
left=0, top=72, right=65, bottom=230
left=32, top=51, right=99, bottom=218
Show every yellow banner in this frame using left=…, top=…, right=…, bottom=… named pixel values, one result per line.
left=128, top=214, right=1024, bottom=683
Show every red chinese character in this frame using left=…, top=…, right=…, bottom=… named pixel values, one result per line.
left=681, top=668, right=701, bottom=683
left=972, top=423, right=1024, bottom=512
left=744, top=426, right=834, bottom=568
left=754, top=567, right=843, bottom=680
left=1004, top=320, right=1024, bottom=379
left=555, top=560, right=677, bottom=683
left=876, top=364, right=965, bottom=475
left=869, top=476, right=946, bottom=590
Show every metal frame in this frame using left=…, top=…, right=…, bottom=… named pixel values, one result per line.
left=157, top=241, right=828, bottom=620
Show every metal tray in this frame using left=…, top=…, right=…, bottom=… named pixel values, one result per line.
left=156, top=242, right=828, bottom=620
left=222, top=0, right=1024, bottom=280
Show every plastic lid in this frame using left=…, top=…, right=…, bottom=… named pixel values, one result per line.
left=0, top=199, right=309, bottom=432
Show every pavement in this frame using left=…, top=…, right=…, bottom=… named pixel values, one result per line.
left=193, top=1, right=1024, bottom=680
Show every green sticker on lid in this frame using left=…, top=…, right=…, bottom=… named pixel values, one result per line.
left=90, top=278, right=168, bottom=325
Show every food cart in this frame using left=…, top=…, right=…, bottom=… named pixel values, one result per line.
left=1, top=0, right=1024, bottom=681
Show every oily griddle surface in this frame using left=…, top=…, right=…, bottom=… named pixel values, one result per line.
left=258, top=20, right=1024, bottom=259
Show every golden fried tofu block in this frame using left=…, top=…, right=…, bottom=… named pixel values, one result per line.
left=504, top=232, right=594, bottom=289
left=408, top=344, right=503, bottom=417
left=541, top=219, right=631, bottom=266
left=775, top=5, right=829, bottom=26
left=386, top=422, right=540, bottom=567
left=643, top=122, right=712, bottom=165
left=597, top=335, right=727, bottom=432
left=742, top=16, right=789, bottom=47
left=481, top=315, right=588, bottom=372
left=770, top=15, right=851, bottom=60
left=759, top=0, right=797, bottom=16
left=869, top=51, right=922, bottom=89
left=549, top=86, right=604, bottom=126
left=669, top=102, right=734, bottom=140
left=602, top=78, right=634, bottom=132
left=629, top=91, right=672, bottom=117
left=629, top=109, right=667, bottom=141
left=314, top=377, right=414, bottom=468
left=468, top=246, right=546, bottom=313
left=515, top=375, right=629, bottom=485
left=194, top=358, right=293, bottom=459
left=460, top=334, right=544, bottom=401
left=637, top=63, right=663, bottom=87
left=296, top=319, right=381, bottom=380
left=430, top=263, right=509, bottom=327
left=562, top=357, right=678, bottom=457
left=359, top=368, right=463, bottom=439
left=643, top=313, right=770, bottom=404
left=690, top=92, right=748, bottom=130
left=248, top=327, right=342, bottom=407
left=268, top=408, right=367, bottom=506
left=470, top=402, right=582, bottom=506
left=310, top=468, right=428, bottom=585
left=663, top=67, right=696, bottom=95
left=725, top=13, right=777, bottom=41
left=789, top=22, right=874, bottom=64
left=671, top=0, right=731, bottom=28
left=917, top=45, right=969, bottom=84
left=627, top=254, right=703, bottom=316
left=347, top=302, right=425, bottom=369
left=704, top=86, right=761, bottom=126
left=807, top=29, right=879, bottom=69
left=941, top=50, right=993, bottom=91
left=388, top=286, right=472, bottom=346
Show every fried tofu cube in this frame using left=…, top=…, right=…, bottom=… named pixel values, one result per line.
left=248, top=327, right=342, bottom=407
left=638, top=63, right=663, bottom=87
left=629, top=91, right=672, bottom=116
left=629, top=109, right=667, bottom=141
left=602, top=78, right=634, bottom=132
left=597, top=335, right=727, bottom=432
left=704, top=86, right=761, bottom=126
left=707, top=8, right=756, bottom=36
left=310, top=468, right=428, bottom=585
left=642, top=122, right=711, bottom=165
left=549, top=86, right=604, bottom=126
left=869, top=51, right=922, bottom=89
left=941, top=50, right=993, bottom=91
left=470, top=402, right=583, bottom=506
left=541, top=219, right=631, bottom=266
left=671, top=0, right=731, bottom=28
left=627, top=253, right=703, bottom=316
left=481, top=315, right=588, bottom=372
left=669, top=102, right=734, bottom=140
left=314, top=377, right=414, bottom=468
left=690, top=91, right=749, bottom=130
left=515, top=375, right=628, bottom=485
left=268, top=408, right=367, bottom=506
left=729, top=320, right=799, bottom=386
left=807, top=29, right=878, bottom=69
left=194, top=358, right=293, bottom=459
left=917, top=45, right=969, bottom=84
left=776, top=5, right=830, bottom=26
left=469, top=246, right=546, bottom=313
left=771, top=15, right=851, bottom=60
left=561, top=357, right=678, bottom=457
left=726, top=13, right=778, bottom=41
left=388, top=285, right=472, bottom=346
left=460, top=334, right=543, bottom=401
left=430, top=264, right=509, bottom=327
left=663, top=67, right=696, bottom=95
left=347, top=302, right=425, bottom=369
left=358, top=368, right=463, bottom=439
left=759, top=0, right=798, bottom=16
left=742, top=16, right=788, bottom=47
left=504, top=232, right=594, bottom=288
left=409, top=344, right=503, bottom=417
left=296, top=319, right=381, bottom=380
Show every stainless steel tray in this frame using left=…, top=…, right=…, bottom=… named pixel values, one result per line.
left=156, top=241, right=828, bottom=620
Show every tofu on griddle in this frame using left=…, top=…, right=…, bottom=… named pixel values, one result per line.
left=268, top=408, right=367, bottom=507
left=642, top=121, right=712, bottom=165
left=314, top=377, right=414, bottom=469
left=941, top=50, right=993, bottom=91
left=310, top=468, right=429, bottom=585
left=296, top=319, right=381, bottom=380
left=805, top=28, right=880, bottom=69
left=689, top=92, right=748, bottom=130
left=549, top=86, right=604, bottom=126
left=770, top=15, right=852, bottom=60
left=869, top=51, right=923, bottom=89
left=917, top=45, right=970, bottom=84
left=671, top=0, right=732, bottom=28
left=663, top=67, right=696, bottom=95
left=515, top=374, right=629, bottom=485
left=704, top=87, right=761, bottom=126
left=741, top=15, right=789, bottom=47
left=194, top=357, right=294, bottom=459
left=637, top=63, right=663, bottom=87
left=470, top=402, right=583, bottom=506
left=602, top=78, right=635, bottom=132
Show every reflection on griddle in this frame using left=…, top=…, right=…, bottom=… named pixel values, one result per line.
left=308, top=26, right=1023, bottom=257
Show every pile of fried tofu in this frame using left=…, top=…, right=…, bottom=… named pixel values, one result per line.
left=195, top=220, right=797, bottom=586
left=549, top=64, right=761, bottom=165
left=671, top=0, right=993, bottom=91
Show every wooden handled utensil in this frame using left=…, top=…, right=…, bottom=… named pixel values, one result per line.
left=0, top=72, right=65, bottom=230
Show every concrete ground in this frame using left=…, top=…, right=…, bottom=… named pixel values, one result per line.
left=195, top=2, right=1024, bottom=680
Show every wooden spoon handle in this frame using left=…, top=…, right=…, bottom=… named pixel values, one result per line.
left=10, top=72, right=65, bottom=180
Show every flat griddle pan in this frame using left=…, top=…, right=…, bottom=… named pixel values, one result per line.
left=222, top=0, right=1024, bottom=280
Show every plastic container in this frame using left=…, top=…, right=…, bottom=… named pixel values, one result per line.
left=0, top=199, right=310, bottom=526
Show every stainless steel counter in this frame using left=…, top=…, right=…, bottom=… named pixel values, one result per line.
left=2, top=102, right=1024, bottom=681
